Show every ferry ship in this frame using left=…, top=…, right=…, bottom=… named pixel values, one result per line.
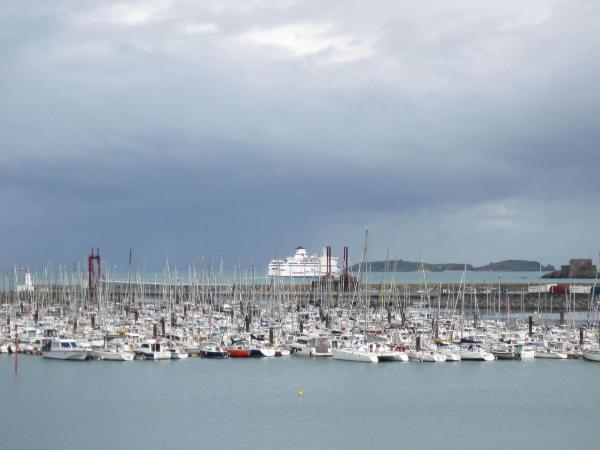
left=268, top=247, right=340, bottom=278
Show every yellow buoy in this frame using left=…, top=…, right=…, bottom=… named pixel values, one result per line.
left=297, top=390, right=304, bottom=397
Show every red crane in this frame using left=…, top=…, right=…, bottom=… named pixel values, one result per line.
left=88, top=248, right=101, bottom=303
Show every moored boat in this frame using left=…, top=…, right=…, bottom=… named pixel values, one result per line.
left=200, top=345, right=229, bottom=359
left=460, top=346, right=495, bottom=361
left=249, top=346, right=276, bottom=357
left=227, top=348, right=251, bottom=358
left=287, top=335, right=332, bottom=357
left=42, top=338, right=88, bottom=361
left=332, top=345, right=378, bottom=363
left=170, top=349, right=189, bottom=359
left=89, top=346, right=135, bottom=361
left=228, top=341, right=251, bottom=358
left=582, top=348, right=600, bottom=362
left=136, top=339, right=172, bottom=360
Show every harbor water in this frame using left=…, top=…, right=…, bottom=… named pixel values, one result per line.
left=2, top=355, right=599, bottom=449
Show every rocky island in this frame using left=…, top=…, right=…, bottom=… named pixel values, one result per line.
left=542, top=259, right=598, bottom=279
left=351, top=259, right=555, bottom=273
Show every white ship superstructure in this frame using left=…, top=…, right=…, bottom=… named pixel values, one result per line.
left=268, top=247, right=340, bottom=278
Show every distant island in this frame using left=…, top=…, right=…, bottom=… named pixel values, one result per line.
left=350, top=259, right=555, bottom=273
left=474, top=260, right=555, bottom=272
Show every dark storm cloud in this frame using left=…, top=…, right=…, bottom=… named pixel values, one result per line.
left=1, top=0, right=599, bottom=269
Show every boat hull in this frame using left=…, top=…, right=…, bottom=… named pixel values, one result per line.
left=519, top=350, right=535, bottom=360
left=492, top=351, right=519, bottom=360
left=89, top=350, right=135, bottom=361
left=137, top=351, right=172, bottom=360
left=376, top=351, right=408, bottom=362
left=200, top=350, right=229, bottom=359
left=42, top=351, right=88, bottom=361
left=250, top=348, right=276, bottom=357
left=535, top=351, right=567, bottom=359
left=583, top=350, right=600, bottom=362
left=332, top=348, right=378, bottom=363
left=228, top=349, right=251, bottom=358
left=460, top=350, right=495, bottom=361
left=408, top=351, right=446, bottom=362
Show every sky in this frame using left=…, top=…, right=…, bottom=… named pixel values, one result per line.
left=1, top=0, right=599, bottom=271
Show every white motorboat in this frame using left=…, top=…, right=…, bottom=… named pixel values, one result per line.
left=42, top=338, right=88, bottom=361
left=136, top=339, right=172, bottom=360
left=493, top=343, right=534, bottom=360
left=170, top=349, right=189, bottom=359
left=199, top=344, right=229, bottom=358
left=287, top=335, right=332, bottom=357
left=519, top=346, right=536, bottom=360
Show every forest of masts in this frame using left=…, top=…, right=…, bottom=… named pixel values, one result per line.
left=2, top=259, right=599, bottom=331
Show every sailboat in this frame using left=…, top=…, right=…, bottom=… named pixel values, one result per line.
left=332, top=343, right=379, bottom=363
left=331, top=230, right=378, bottom=363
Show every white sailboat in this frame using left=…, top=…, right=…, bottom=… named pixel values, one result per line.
left=332, top=344, right=379, bottom=363
left=89, top=346, right=135, bottom=361
left=459, top=347, right=495, bottom=361
left=582, top=348, right=600, bottom=362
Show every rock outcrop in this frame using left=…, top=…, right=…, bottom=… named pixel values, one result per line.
left=542, top=259, right=598, bottom=279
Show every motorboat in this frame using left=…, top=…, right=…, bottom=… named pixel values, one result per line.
left=287, top=335, right=332, bottom=357
left=169, top=348, right=189, bottom=359
left=519, top=345, right=536, bottom=360
left=227, top=341, right=251, bottom=358
left=492, top=344, right=533, bottom=360
left=199, top=344, right=229, bottom=359
left=42, top=338, right=88, bottom=361
left=492, top=348, right=519, bottom=360
left=136, top=339, right=172, bottom=360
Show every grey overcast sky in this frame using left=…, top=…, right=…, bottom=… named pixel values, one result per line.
left=1, top=0, right=599, bottom=270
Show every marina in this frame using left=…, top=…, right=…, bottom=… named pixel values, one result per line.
left=4, top=1, right=600, bottom=448
left=2, top=248, right=600, bottom=366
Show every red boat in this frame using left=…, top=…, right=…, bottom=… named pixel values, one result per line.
left=227, top=347, right=251, bottom=358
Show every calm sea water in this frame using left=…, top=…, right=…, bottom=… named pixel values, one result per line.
left=1, top=355, right=599, bottom=450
